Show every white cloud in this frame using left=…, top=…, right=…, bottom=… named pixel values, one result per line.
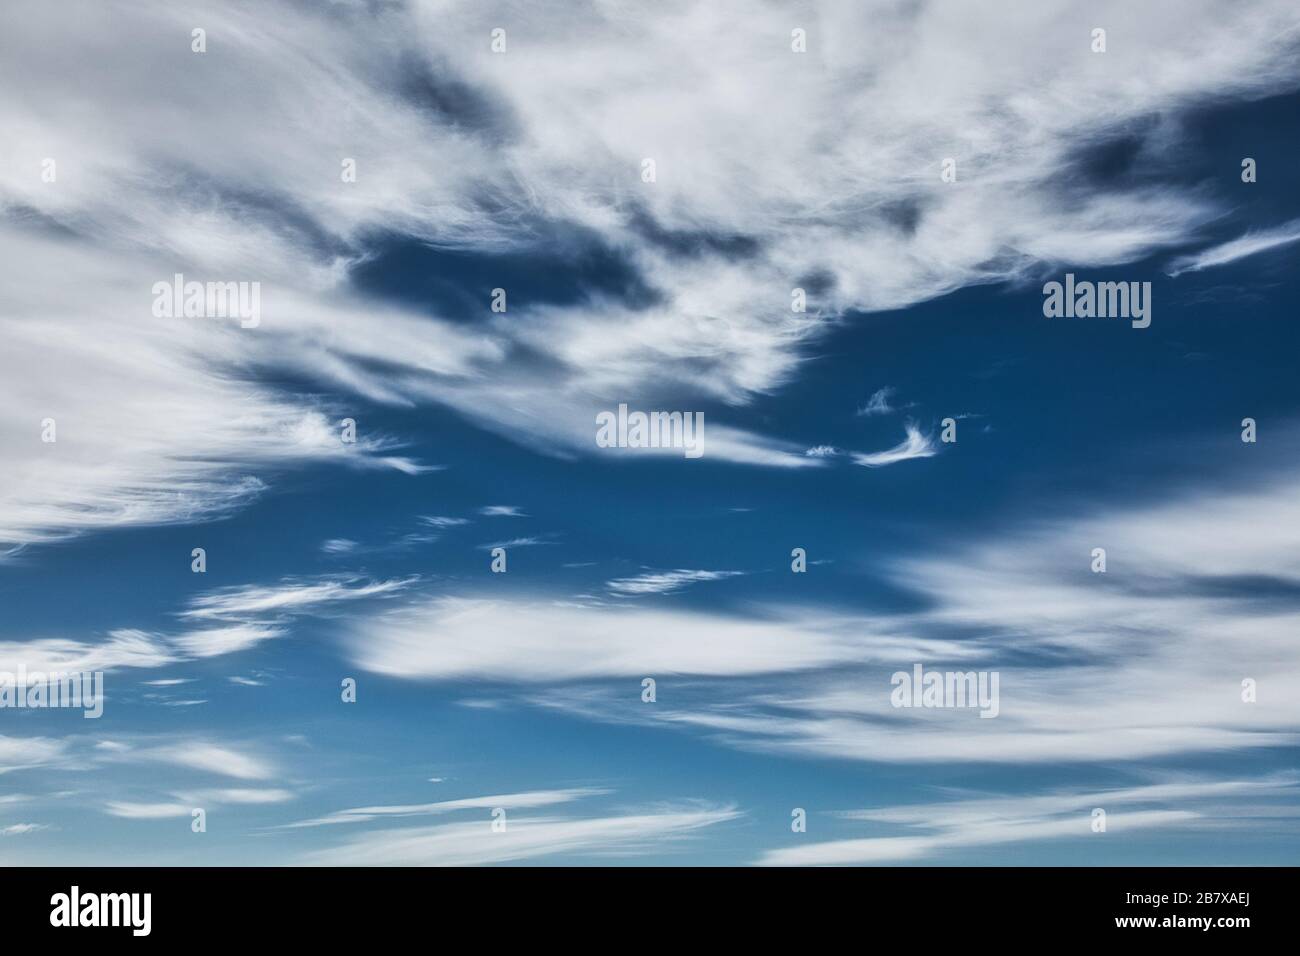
left=1167, top=217, right=1300, bottom=276
left=286, top=787, right=608, bottom=828
left=0, top=575, right=416, bottom=682
left=181, top=576, right=414, bottom=621
left=104, top=785, right=294, bottom=818
left=345, top=597, right=919, bottom=681
left=646, top=476, right=1300, bottom=764
left=370, top=467, right=1300, bottom=769
left=139, top=743, right=275, bottom=781
left=0, top=823, right=48, bottom=836
left=758, top=776, right=1297, bottom=864
left=0, top=735, right=68, bottom=775
left=857, top=387, right=896, bottom=417
left=0, top=629, right=174, bottom=674
left=478, top=505, right=525, bottom=517
left=202, top=788, right=294, bottom=805
left=103, top=802, right=192, bottom=820
left=804, top=445, right=840, bottom=458
left=171, top=624, right=285, bottom=659
left=419, top=516, right=469, bottom=529
left=301, top=805, right=741, bottom=866
left=850, top=425, right=936, bottom=468
left=2, top=0, right=1292, bottom=550
left=476, top=536, right=549, bottom=550
left=762, top=809, right=1195, bottom=865
left=606, top=569, right=745, bottom=596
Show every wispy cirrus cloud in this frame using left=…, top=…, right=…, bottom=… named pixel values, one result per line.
left=180, top=576, right=414, bottom=621
left=476, top=536, right=551, bottom=550
left=3, top=0, right=1293, bottom=554
left=0, top=575, right=417, bottom=680
left=135, top=743, right=276, bottom=781
left=0, top=736, right=69, bottom=775
left=804, top=445, right=840, bottom=458
left=850, top=425, right=936, bottom=468
left=343, top=597, right=911, bottom=682
left=419, top=516, right=470, bottom=529
left=856, top=387, right=896, bottom=417
left=0, top=629, right=175, bottom=674
left=102, top=802, right=194, bottom=820
left=606, top=569, right=745, bottom=596
left=758, top=776, right=1300, bottom=865
left=301, top=805, right=741, bottom=866
left=285, top=788, right=609, bottom=828
left=478, top=505, right=526, bottom=518
left=1, top=823, right=49, bottom=836
left=104, top=786, right=295, bottom=819
left=170, top=624, right=286, bottom=659
left=347, top=466, right=1300, bottom=769
left=320, top=538, right=358, bottom=555
left=1167, top=218, right=1300, bottom=276
left=628, top=475, right=1300, bottom=765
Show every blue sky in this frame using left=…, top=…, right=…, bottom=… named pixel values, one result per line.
left=1, top=0, right=1299, bottom=865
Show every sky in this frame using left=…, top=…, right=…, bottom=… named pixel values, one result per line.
left=1, top=0, right=1299, bottom=866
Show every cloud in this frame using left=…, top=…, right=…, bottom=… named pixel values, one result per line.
left=758, top=776, right=1297, bottom=864
left=320, top=538, right=358, bottom=554
left=419, top=516, right=470, bottom=529
left=367, top=464, right=1300, bottom=770
left=0, top=823, right=49, bottom=836
left=641, top=476, right=1300, bottom=765
left=180, top=576, right=414, bottom=621
left=476, top=536, right=549, bottom=550
left=850, top=425, right=937, bottom=467
left=0, top=231, right=443, bottom=552
left=139, top=743, right=275, bottom=781
left=0, top=629, right=175, bottom=674
left=763, top=809, right=1195, bottom=865
left=856, top=387, right=896, bottom=417
left=171, top=624, right=285, bottom=659
left=200, top=788, right=294, bottom=805
left=344, top=597, right=914, bottom=682
left=286, top=787, right=609, bottom=828
left=103, top=801, right=193, bottom=820
left=2, top=0, right=1292, bottom=552
left=0, top=735, right=68, bottom=775
left=1167, top=218, right=1300, bottom=276
left=0, top=575, right=416, bottom=682
left=606, top=569, right=746, bottom=596
left=104, top=786, right=294, bottom=819
left=478, top=505, right=526, bottom=517
left=692, top=424, right=826, bottom=469
left=301, top=805, right=741, bottom=866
